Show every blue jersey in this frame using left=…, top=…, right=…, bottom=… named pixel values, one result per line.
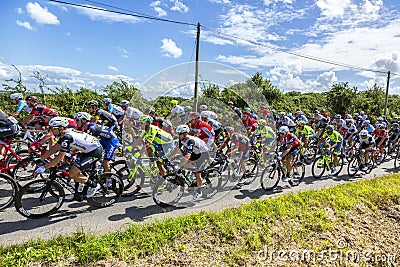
left=107, top=103, right=114, bottom=113
left=15, top=100, right=32, bottom=113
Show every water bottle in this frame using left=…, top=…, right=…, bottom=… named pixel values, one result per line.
left=77, top=182, right=85, bottom=193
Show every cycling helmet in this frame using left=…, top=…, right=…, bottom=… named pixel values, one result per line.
left=242, top=109, right=251, bottom=115
left=200, top=111, right=208, bottom=118
left=364, top=120, right=370, bottom=125
left=183, top=105, right=192, bottom=112
left=258, top=119, right=267, bottom=126
left=74, top=112, right=91, bottom=121
left=297, top=120, right=305, bottom=126
left=354, top=113, right=359, bottom=117
left=314, top=110, right=320, bottom=114
left=139, top=115, right=153, bottom=124
left=103, top=98, right=112, bottom=103
left=42, top=108, right=59, bottom=117
left=120, top=100, right=130, bottom=107
left=279, top=112, right=285, bottom=118
left=334, top=114, right=341, bottom=119
left=278, top=126, right=289, bottom=134
left=199, top=105, right=208, bottom=111
left=48, top=117, right=69, bottom=128
left=325, top=125, right=334, bottom=132
left=360, top=111, right=365, bottom=115
left=225, top=126, right=234, bottom=134
left=87, top=100, right=99, bottom=107
left=227, top=101, right=233, bottom=105
left=189, top=112, right=200, bottom=120
left=296, top=110, right=302, bottom=115
left=26, top=96, right=37, bottom=102
left=176, top=124, right=190, bottom=134
left=320, top=117, right=328, bottom=123
left=377, top=123, right=385, bottom=129
left=10, top=93, right=23, bottom=100
left=171, top=100, right=178, bottom=105
left=346, top=115, right=352, bottom=119
left=360, top=130, right=368, bottom=138
left=392, top=123, right=399, bottom=127
left=345, top=119, right=352, bottom=124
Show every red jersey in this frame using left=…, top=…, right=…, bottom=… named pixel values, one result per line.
left=241, top=117, right=258, bottom=132
left=278, top=132, right=301, bottom=148
left=190, top=120, right=214, bottom=141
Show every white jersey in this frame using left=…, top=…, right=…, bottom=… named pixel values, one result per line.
left=58, top=129, right=101, bottom=153
left=202, top=110, right=218, bottom=121
left=112, top=105, right=125, bottom=117
left=179, top=136, right=209, bottom=154
left=125, top=107, right=143, bottom=120
left=171, top=105, right=185, bottom=116
left=206, top=118, right=222, bottom=131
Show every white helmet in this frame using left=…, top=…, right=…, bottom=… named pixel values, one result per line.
left=10, top=93, right=23, bottom=100
left=48, top=117, right=69, bottom=128
left=103, top=98, right=112, bottom=103
left=200, top=111, right=209, bottom=118
left=359, top=130, right=368, bottom=139
left=74, top=112, right=91, bottom=121
left=199, top=105, right=208, bottom=111
left=278, top=126, right=289, bottom=134
left=176, top=124, right=190, bottom=134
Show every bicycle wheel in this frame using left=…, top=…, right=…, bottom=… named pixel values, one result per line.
left=311, top=156, right=326, bottom=179
left=11, top=156, right=49, bottom=188
left=260, top=163, right=280, bottom=191
left=0, top=173, right=17, bottom=211
left=152, top=175, right=185, bottom=207
left=14, top=179, right=64, bottom=219
left=202, top=168, right=222, bottom=198
left=289, top=160, right=305, bottom=186
left=86, top=172, right=124, bottom=208
left=244, top=158, right=259, bottom=185
left=5, top=149, right=30, bottom=175
left=347, top=157, right=360, bottom=177
left=111, top=160, right=145, bottom=197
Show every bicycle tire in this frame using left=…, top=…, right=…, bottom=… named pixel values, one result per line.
left=395, top=151, right=400, bottom=169
left=111, top=160, right=145, bottom=197
left=289, top=160, right=305, bottom=186
left=245, top=158, right=259, bottom=185
left=347, top=157, right=360, bottom=177
left=202, top=168, right=222, bottom=198
left=0, top=173, right=17, bottom=211
left=311, top=156, right=326, bottom=179
left=11, top=156, right=49, bottom=188
left=260, top=164, right=280, bottom=191
left=14, top=179, right=65, bottom=219
left=86, top=172, right=124, bottom=208
left=152, top=175, right=184, bottom=207
left=5, top=149, right=30, bottom=175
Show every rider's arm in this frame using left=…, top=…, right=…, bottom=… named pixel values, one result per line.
left=21, top=114, right=35, bottom=128
left=281, top=144, right=292, bottom=158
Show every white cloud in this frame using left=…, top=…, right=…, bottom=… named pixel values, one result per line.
left=75, top=47, right=82, bottom=52
left=316, top=0, right=352, bottom=18
left=160, top=38, right=183, bottom=58
left=17, top=7, right=23, bottom=14
left=170, top=0, right=189, bottom=13
left=118, top=47, right=130, bottom=58
left=75, top=5, right=141, bottom=24
left=108, top=66, right=119, bottom=72
left=209, top=0, right=231, bottom=4
left=150, top=1, right=167, bottom=17
left=264, top=0, right=294, bottom=5
left=16, top=20, right=34, bottom=31
left=26, top=2, right=60, bottom=25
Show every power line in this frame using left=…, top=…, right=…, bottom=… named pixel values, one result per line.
left=48, top=0, right=197, bottom=26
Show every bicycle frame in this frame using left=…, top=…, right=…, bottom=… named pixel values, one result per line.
left=0, top=139, right=25, bottom=172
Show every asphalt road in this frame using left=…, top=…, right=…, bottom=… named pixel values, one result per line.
left=0, top=157, right=398, bottom=246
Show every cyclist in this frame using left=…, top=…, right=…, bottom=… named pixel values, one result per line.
left=372, top=123, right=388, bottom=163
left=132, top=115, right=174, bottom=177
left=275, top=126, right=301, bottom=182
left=183, top=105, right=192, bottom=122
left=277, top=112, right=296, bottom=132
left=375, top=117, right=387, bottom=129
left=174, top=124, right=211, bottom=201
left=343, top=119, right=358, bottom=148
left=189, top=112, right=214, bottom=147
left=388, top=123, right=400, bottom=156
left=315, top=117, right=329, bottom=138
left=217, top=126, right=251, bottom=187
left=227, top=101, right=242, bottom=119
left=145, top=108, right=175, bottom=136
left=75, top=112, right=119, bottom=173
left=254, top=119, right=276, bottom=165
left=361, top=120, right=374, bottom=134
left=119, top=100, right=143, bottom=134
left=34, top=117, right=103, bottom=198
left=295, top=120, right=315, bottom=148
left=241, top=109, right=259, bottom=137
left=103, top=99, right=125, bottom=129
left=0, top=109, right=21, bottom=160
left=200, top=111, right=223, bottom=142
left=10, top=93, right=31, bottom=118
left=318, top=125, right=343, bottom=174
left=87, top=100, right=118, bottom=130
left=21, top=96, right=59, bottom=129
left=332, top=114, right=345, bottom=131
left=357, top=129, right=375, bottom=171
left=199, top=105, right=218, bottom=121
left=167, top=100, right=185, bottom=123
left=294, top=110, right=308, bottom=125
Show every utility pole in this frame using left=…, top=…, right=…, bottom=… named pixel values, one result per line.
left=384, top=71, right=391, bottom=119
left=193, top=22, right=200, bottom=112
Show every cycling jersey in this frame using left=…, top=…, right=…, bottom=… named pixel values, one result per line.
left=205, top=118, right=222, bottom=131
left=332, top=119, right=345, bottom=129
left=224, top=133, right=250, bottom=152
left=372, top=129, right=388, bottom=139
left=277, top=132, right=301, bottom=148
left=241, top=117, right=258, bottom=132
left=15, top=100, right=32, bottom=113
left=255, top=126, right=276, bottom=138
left=152, top=116, right=174, bottom=136
left=202, top=110, right=218, bottom=121
left=140, top=124, right=173, bottom=145
left=295, top=115, right=308, bottom=124
left=295, top=125, right=314, bottom=137
left=106, top=103, right=114, bottom=113
left=358, top=135, right=375, bottom=147
left=31, top=104, right=58, bottom=117
left=280, top=116, right=296, bottom=127
left=170, top=105, right=185, bottom=116
left=190, top=120, right=214, bottom=144
left=58, top=129, right=101, bottom=153
left=124, top=107, right=143, bottom=120
left=111, top=105, right=125, bottom=119
left=93, top=109, right=117, bottom=129
left=87, top=123, right=117, bottom=141
left=322, top=130, right=343, bottom=143
left=0, top=110, right=20, bottom=140
left=179, top=135, right=209, bottom=155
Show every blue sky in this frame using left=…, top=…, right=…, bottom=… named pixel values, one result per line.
left=1, top=0, right=400, bottom=99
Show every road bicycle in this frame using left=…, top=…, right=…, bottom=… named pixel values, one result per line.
left=14, top=162, right=124, bottom=219
left=260, top=151, right=305, bottom=190
left=152, top=157, right=222, bottom=207
left=347, top=150, right=375, bottom=177
left=0, top=138, right=30, bottom=176
left=311, top=146, right=344, bottom=178
left=0, top=173, right=18, bottom=211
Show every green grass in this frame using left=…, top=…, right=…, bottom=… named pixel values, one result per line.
left=1, top=173, right=400, bottom=266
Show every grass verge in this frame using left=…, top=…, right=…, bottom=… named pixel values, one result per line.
left=1, top=174, right=400, bottom=266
